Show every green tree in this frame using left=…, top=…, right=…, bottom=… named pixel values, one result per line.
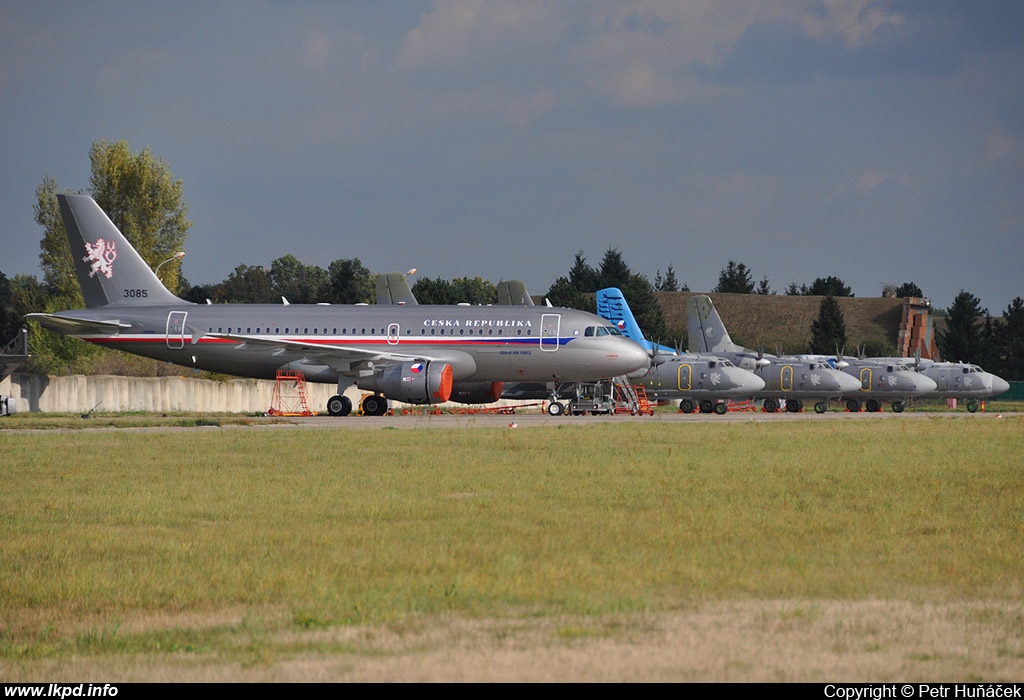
left=936, top=290, right=988, bottom=364
left=214, top=265, right=276, bottom=303
left=807, top=276, right=853, bottom=297
left=654, top=265, right=681, bottom=292
left=88, top=140, right=191, bottom=294
left=596, top=248, right=632, bottom=290
left=756, top=274, right=774, bottom=295
left=544, top=276, right=589, bottom=311
left=568, top=251, right=599, bottom=292
left=620, top=272, right=666, bottom=344
left=714, top=261, right=755, bottom=293
left=450, top=277, right=497, bottom=305
left=895, top=282, right=923, bottom=298
left=411, top=277, right=454, bottom=305
left=268, top=254, right=328, bottom=304
left=0, top=270, right=22, bottom=343
left=808, top=295, right=848, bottom=355
left=991, top=297, right=1024, bottom=380
left=36, top=141, right=191, bottom=299
left=326, top=259, right=374, bottom=304
left=35, top=176, right=81, bottom=304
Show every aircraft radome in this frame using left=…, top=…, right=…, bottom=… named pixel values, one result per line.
left=27, top=194, right=650, bottom=416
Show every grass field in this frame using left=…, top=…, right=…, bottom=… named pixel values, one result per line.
left=1, top=416, right=1022, bottom=681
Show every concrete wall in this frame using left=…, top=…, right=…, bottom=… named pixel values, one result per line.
left=0, top=373, right=350, bottom=414
left=0, top=373, right=541, bottom=415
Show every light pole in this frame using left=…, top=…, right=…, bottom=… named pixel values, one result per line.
left=155, top=251, right=186, bottom=280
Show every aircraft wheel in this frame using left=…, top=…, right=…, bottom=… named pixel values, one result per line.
left=967, top=400, right=980, bottom=413
left=362, top=395, right=387, bottom=416
left=547, top=401, right=565, bottom=416
left=763, top=398, right=779, bottom=413
left=846, top=399, right=861, bottom=412
left=699, top=400, right=714, bottom=414
left=892, top=401, right=906, bottom=413
left=327, top=394, right=352, bottom=417
left=786, top=399, right=802, bottom=413
left=714, top=402, right=728, bottom=415
left=866, top=399, right=881, bottom=413
left=814, top=401, right=827, bottom=414
left=679, top=399, right=695, bottom=414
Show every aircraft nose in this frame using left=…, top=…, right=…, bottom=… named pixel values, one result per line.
left=912, top=373, right=938, bottom=394
left=740, top=369, right=766, bottom=394
left=836, top=371, right=862, bottom=394
left=616, top=339, right=653, bottom=374
left=990, top=374, right=1010, bottom=396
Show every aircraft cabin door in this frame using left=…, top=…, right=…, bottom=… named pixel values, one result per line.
left=780, top=365, right=794, bottom=392
left=387, top=323, right=400, bottom=345
left=859, top=367, right=872, bottom=391
left=677, top=364, right=692, bottom=391
left=166, top=311, right=187, bottom=350
left=540, top=314, right=560, bottom=352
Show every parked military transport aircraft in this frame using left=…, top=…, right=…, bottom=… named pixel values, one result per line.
left=27, top=195, right=650, bottom=416
left=834, top=355, right=937, bottom=413
left=916, top=361, right=1010, bottom=412
left=594, top=288, right=765, bottom=413
left=853, top=353, right=1008, bottom=411
left=687, top=294, right=862, bottom=413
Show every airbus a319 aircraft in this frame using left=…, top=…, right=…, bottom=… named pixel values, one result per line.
left=27, top=195, right=650, bottom=416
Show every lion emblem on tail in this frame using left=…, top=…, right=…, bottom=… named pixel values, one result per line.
left=83, top=238, right=117, bottom=279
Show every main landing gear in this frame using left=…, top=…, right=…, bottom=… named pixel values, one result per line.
left=326, top=394, right=352, bottom=416
left=325, top=391, right=389, bottom=416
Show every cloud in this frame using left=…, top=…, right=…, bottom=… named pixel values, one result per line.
left=854, top=170, right=912, bottom=194
left=793, top=0, right=904, bottom=50
left=304, top=33, right=331, bottom=71
left=600, top=61, right=686, bottom=106
left=398, top=0, right=557, bottom=68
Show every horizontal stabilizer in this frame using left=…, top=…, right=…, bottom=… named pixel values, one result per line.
left=25, top=313, right=131, bottom=335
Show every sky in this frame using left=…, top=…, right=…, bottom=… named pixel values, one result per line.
left=2, top=0, right=1023, bottom=313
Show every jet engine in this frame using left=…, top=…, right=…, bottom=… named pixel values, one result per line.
left=356, top=361, right=453, bottom=405
left=449, top=381, right=504, bottom=405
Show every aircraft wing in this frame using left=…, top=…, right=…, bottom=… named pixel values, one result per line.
left=196, top=330, right=442, bottom=371
left=25, top=313, right=132, bottom=335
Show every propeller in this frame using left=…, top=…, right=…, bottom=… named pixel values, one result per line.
left=649, top=342, right=668, bottom=366
left=834, top=344, right=849, bottom=369
left=755, top=342, right=771, bottom=367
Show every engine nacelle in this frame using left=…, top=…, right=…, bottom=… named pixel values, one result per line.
left=356, top=361, right=453, bottom=405
left=449, top=381, right=504, bottom=405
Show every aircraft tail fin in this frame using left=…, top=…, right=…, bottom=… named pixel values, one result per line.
left=58, top=194, right=186, bottom=308
left=687, top=294, right=744, bottom=354
left=496, top=280, right=534, bottom=306
left=596, top=287, right=676, bottom=354
left=375, top=271, right=419, bottom=305
left=596, top=287, right=646, bottom=343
